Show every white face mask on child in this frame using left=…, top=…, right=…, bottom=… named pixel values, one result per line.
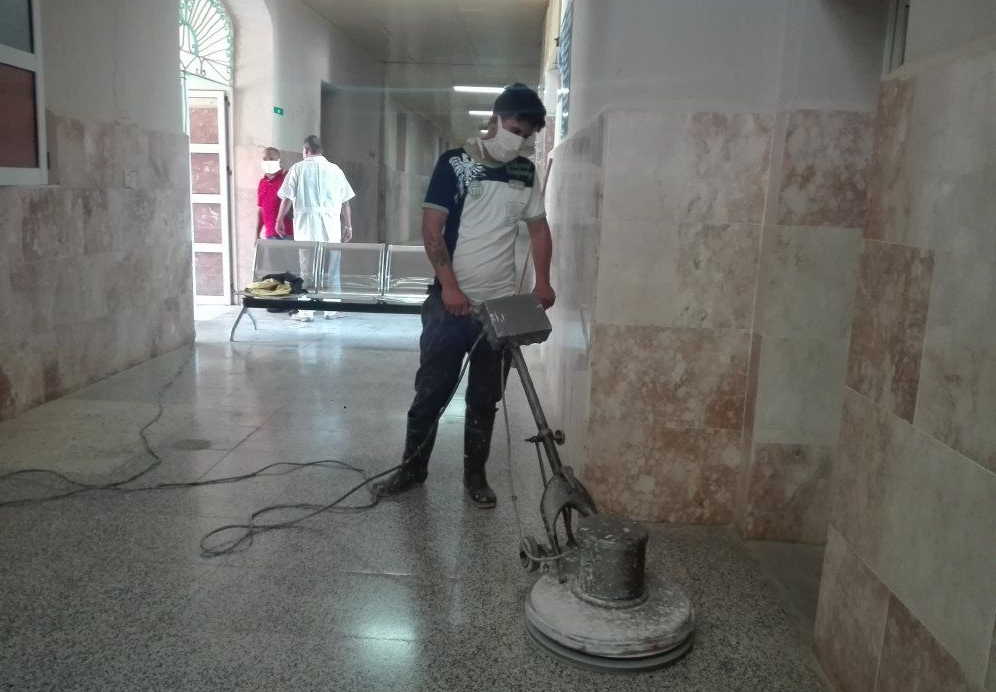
left=261, top=160, right=281, bottom=175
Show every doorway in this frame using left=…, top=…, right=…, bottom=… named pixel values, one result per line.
left=180, top=0, right=235, bottom=305
left=186, top=89, right=233, bottom=304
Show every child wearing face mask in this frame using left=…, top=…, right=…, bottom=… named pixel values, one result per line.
left=257, top=147, right=293, bottom=239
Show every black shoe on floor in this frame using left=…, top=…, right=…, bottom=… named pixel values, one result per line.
left=464, top=471, right=497, bottom=509
left=371, top=466, right=427, bottom=498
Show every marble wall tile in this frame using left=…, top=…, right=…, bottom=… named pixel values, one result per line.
left=832, top=388, right=907, bottom=560
left=582, top=322, right=750, bottom=522
left=906, top=48, right=996, bottom=254
left=777, top=109, right=874, bottom=228
left=47, top=113, right=88, bottom=188
left=814, top=526, right=890, bottom=692
left=600, top=111, right=683, bottom=226
left=589, top=324, right=750, bottom=433
left=734, top=333, right=763, bottom=522
left=595, top=222, right=760, bottom=330
left=0, top=187, right=24, bottom=266
left=119, top=122, right=155, bottom=191
left=741, top=442, right=831, bottom=543
left=0, top=118, right=193, bottom=421
left=20, top=188, right=86, bottom=262
left=679, top=112, right=774, bottom=225
left=756, top=225, right=863, bottom=341
left=845, top=240, right=933, bottom=422
left=865, top=78, right=914, bottom=243
left=915, top=243, right=996, bottom=473
left=918, top=339, right=996, bottom=475
left=0, top=332, right=54, bottom=417
left=79, top=189, right=112, bottom=255
left=85, top=121, right=126, bottom=190
left=877, top=595, right=975, bottom=692
left=754, top=336, right=850, bottom=446
left=832, top=389, right=996, bottom=684
left=584, top=423, right=742, bottom=524
left=106, top=188, right=158, bottom=255
left=869, top=51, right=996, bottom=253
left=742, top=333, right=762, bottom=449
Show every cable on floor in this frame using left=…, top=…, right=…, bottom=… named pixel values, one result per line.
left=197, top=331, right=485, bottom=557
left=0, top=348, right=196, bottom=507
left=0, top=318, right=485, bottom=560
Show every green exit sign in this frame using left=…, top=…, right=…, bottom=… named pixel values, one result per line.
left=273, top=106, right=284, bottom=116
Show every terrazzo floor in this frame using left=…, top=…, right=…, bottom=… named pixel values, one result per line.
left=0, top=308, right=830, bottom=691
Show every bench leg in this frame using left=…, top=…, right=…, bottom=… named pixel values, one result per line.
left=247, top=308, right=258, bottom=330
left=230, top=306, right=249, bottom=342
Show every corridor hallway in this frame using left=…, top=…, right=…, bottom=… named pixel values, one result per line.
left=4, top=1, right=995, bottom=689
left=0, top=311, right=828, bottom=690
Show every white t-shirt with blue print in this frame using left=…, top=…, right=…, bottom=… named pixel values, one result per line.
left=423, top=146, right=546, bottom=303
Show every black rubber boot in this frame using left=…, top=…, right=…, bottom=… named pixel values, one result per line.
left=464, top=408, right=497, bottom=509
left=372, top=422, right=435, bottom=498
left=371, top=464, right=427, bottom=498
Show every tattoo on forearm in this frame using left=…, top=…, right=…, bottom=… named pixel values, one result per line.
left=425, top=232, right=451, bottom=269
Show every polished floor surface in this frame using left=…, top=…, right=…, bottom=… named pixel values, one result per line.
left=0, top=308, right=829, bottom=691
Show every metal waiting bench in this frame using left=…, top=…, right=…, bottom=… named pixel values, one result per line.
left=230, top=239, right=432, bottom=341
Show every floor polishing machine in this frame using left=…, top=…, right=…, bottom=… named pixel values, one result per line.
left=477, top=294, right=695, bottom=673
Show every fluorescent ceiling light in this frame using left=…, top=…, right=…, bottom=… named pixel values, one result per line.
left=479, top=129, right=488, bottom=134
left=454, top=86, right=504, bottom=94
left=468, top=110, right=493, bottom=117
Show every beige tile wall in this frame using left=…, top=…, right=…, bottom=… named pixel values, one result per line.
left=817, top=39, right=996, bottom=691
left=0, top=113, right=194, bottom=421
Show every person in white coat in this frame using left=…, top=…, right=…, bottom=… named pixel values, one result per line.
left=276, top=135, right=355, bottom=322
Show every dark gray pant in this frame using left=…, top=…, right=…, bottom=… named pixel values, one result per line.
left=402, top=292, right=509, bottom=479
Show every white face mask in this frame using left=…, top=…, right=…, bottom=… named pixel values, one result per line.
left=261, top=160, right=281, bottom=175
left=520, top=133, right=537, bottom=159
left=482, top=121, right=525, bottom=163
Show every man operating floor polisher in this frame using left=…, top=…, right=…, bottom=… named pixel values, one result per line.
left=373, top=83, right=694, bottom=671
left=373, top=83, right=555, bottom=508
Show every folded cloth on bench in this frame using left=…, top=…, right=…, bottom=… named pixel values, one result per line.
left=260, top=272, right=306, bottom=294
left=245, top=278, right=292, bottom=297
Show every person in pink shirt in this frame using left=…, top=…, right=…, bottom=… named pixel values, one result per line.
left=256, top=147, right=294, bottom=314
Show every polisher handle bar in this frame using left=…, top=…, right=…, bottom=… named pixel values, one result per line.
left=509, top=344, right=598, bottom=580
left=508, top=345, right=566, bottom=477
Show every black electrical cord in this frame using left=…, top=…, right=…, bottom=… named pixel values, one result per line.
left=0, top=329, right=486, bottom=559
left=0, top=350, right=196, bottom=507
left=197, top=330, right=486, bottom=557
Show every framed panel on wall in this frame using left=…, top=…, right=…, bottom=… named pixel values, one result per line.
left=0, top=0, right=47, bottom=185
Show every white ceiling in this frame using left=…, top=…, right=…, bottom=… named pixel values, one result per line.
left=303, top=0, right=547, bottom=139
